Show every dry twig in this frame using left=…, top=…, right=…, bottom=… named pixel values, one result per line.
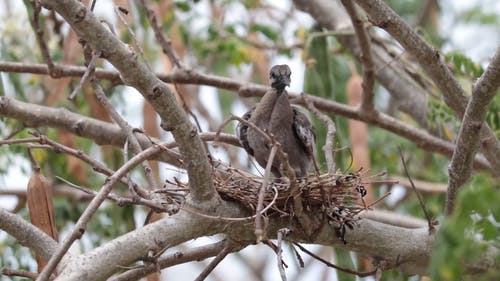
left=276, top=228, right=290, bottom=281
left=293, top=243, right=377, bottom=277
left=194, top=242, right=234, bottom=281
left=91, top=78, right=158, bottom=193
left=399, top=149, right=435, bottom=233
left=68, top=50, right=100, bottom=100
left=301, top=93, right=336, bottom=173
left=139, top=0, right=183, bottom=68
left=114, top=6, right=153, bottom=72
left=28, top=0, right=60, bottom=78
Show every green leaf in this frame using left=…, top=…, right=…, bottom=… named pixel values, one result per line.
left=174, top=0, right=191, bottom=12
left=430, top=175, right=500, bottom=280
left=445, top=51, right=484, bottom=78
left=249, top=23, right=279, bottom=41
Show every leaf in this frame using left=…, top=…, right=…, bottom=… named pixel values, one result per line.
left=445, top=51, right=484, bottom=78
left=174, top=0, right=191, bottom=12
left=27, top=170, right=58, bottom=271
left=249, top=23, right=279, bottom=41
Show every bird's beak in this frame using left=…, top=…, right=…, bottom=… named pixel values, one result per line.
left=282, top=76, right=291, bottom=87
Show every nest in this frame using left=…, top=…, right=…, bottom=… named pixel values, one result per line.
left=215, top=169, right=371, bottom=233
left=214, top=170, right=364, bottom=212
left=163, top=167, right=375, bottom=242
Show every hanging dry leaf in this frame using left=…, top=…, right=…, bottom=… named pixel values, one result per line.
left=27, top=170, right=58, bottom=272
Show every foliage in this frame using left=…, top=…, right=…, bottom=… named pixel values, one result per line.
left=445, top=51, right=484, bottom=78
left=430, top=174, right=500, bottom=281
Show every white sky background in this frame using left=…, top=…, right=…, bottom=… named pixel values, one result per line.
left=0, top=0, right=499, bottom=280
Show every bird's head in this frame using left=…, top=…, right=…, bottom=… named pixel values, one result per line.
left=269, top=64, right=291, bottom=93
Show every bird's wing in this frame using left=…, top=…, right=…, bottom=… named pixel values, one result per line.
left=292, top=106, right=316, bottom=155
left=293, top=106, right=320, bottom=175
left=237, top=107, right=255, bottom=157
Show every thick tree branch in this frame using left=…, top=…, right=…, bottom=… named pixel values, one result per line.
left=0, top=208, right=67, bottom=267
left=2, top=191, right=497, bottom=280
left=358, top=209, right=426, bottom=229
left=0, top=96, right=180, bottom=166
left=445, top=47, right=500, bottom=215
left=352, top=0, right=500, bottom=174
left=52, top=208, right=242, bottom=280
left=39, top=0, right=216, bottom=204
left=38, top=203, right=498, bottom=280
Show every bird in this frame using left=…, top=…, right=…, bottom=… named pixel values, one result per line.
left=238, top=64, right=318, bottom=178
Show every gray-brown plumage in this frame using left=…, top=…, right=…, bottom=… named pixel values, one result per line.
left=238, top=64, right=317, bottom=178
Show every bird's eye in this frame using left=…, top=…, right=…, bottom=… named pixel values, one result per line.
left=270, top=72, right=276, bottom=78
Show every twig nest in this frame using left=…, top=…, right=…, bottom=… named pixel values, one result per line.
left=214, top=170, right=366, bottom=217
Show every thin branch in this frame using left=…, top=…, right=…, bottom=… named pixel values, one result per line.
left=68, top=50, right=100, bottom=100
left=0, top=137, right=40, bottom=145
left=358, top=209, right=426, bottom=228
left=26, top=145, right=40, bottom=171
left=56, top=176, right=165, bottom=211
left=276, top=228, right=290, bottom=281
left=91, top=76, right=158, bottom=192
left=2, top=123, right=27, bottom=140
left=114, top=6, right=153, bottom=72
left=301, top=93, right=336, bottom=173
left=28, top=0, right=60, bottom=78
left=139, top=0, right=183, bottom=68
left=340, top=0, right=376, bottom=112
left=239, top=36, right=303, bottom=52
left=1, top=268, right=42, bottom=280
left=193, top=242, right=234, bottom=281
left=390, top=176, right=447, bottom=193
left=89, top=0, right=97, bottom=11
left=27, top=132, right=153, bottom=198
left=293, top=243, right=377, bottom=277
left=445, top=47, right=500, bottom=216
left=110, top=240, right=234, bottom=281
left=399, top=149, right=435, bottom=233
left=255, top=145, right=278, bottom=242
left=303, top=30, right=356, bottom=59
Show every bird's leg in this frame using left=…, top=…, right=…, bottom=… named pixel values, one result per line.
left=309, top=153, right=321, bottom=177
